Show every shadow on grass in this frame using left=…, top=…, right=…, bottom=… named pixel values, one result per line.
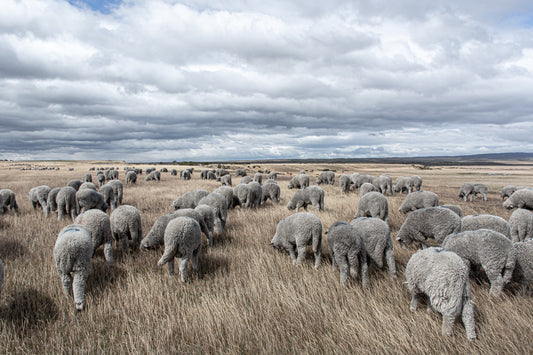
left=85, top=259, right=128, bottom=297
left=198, top=254, right=230, bottom=279
left=0, top=239, right=27, bottom=259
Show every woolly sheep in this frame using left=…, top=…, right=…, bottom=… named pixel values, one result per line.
left=75, top=209, right=113, bottom=266
left=350, top=217, right=396, bottom=279
left=67, top=179, right=83, bottom=191
left=287, top=186, right=325, bottom=212
left=355, top=191, right=388, bottom=222
left=145, top=170, right=161, bottom=181
left=262, top=182, right=281, bottom=204
left=509, top=209, right=533, bottom=242
left=270, top=212, right=322, bottom=268
left=0, top=258, right=3, bottom=302
left=107, top=180, right=123, bottom=206
left=99, top=184, right=117, bottom=209
left=126, top=171, right=137, bottom=185
left=216, top=168, right=229, bottom=178
left=180, top=169, right=191, bottom=180
left=359, top=182, right=378, bottom=196
left=45, top=187, right=61, bottom=217
left=461, top=214, right=511, bottom=239
left=441, top=204, right=463, bottom=218
left=200, top=169, right=209, bottom=180
left=253, top=173, right=263, bottom=185
left=500, top=185, right=518, bottom=200
left=79, top=182, right=97, bottom=191
left=198, top=192, right=228, bottom=237
left=97, top=173, right=106, bottom=187
left=82, top=173, right=92, bottom=183
left=405, top=247, right=476, bottom=341
left=53, top=224, right=93, bottom=311
left=207, top=171, right=216, bottom=180
left=240, top=176, right=252, bottom=184
left=110, top=205, right=142, bottom=252
left=287, top=174, right=309, bottom=189
left=442, top=229, right=516, bottom=296
left=213, top=186, right=234, bottom=210
left=512, top=240, right=533, bottom=295
left=352, top=174, right=374, bottom=189
left=173, top=209, right=212, bottom=246
left=217, top=174, right=232, bottom=186
left=326, top=221, right=368, bottom=287
left=396, top=207, right=461, bottom=248
left=408, top=175, right=423, bottom=192
left=473, top=183, right=488, bottom=201
left=158, top=217, right=202, bottom=282
left=233, top=183, right=250, bottom=208
left=170, top=169, right=177, bottom=176
left=267, top=171, right=278, bottom=180
left=503, top=189, right=533, bottom=210
left=247, top=181, right=262, bottom=208
left=372, top=175, right=393, bottom=195
left=76, top=189, right=108, bottom=214
left=56, top=186, right=78, bottom=221
left=393, top=177, right=410, bottom=194
left=458, top=183, right=475, bottom=202
left=171, top=189, right=209, bottom=210
left=160, top=167, right=168, bottom=173
left=29, top=185, right=51, bottom=212
left=398, top=191, right=439, bottom=213
left=195, top=205, right=215, bottom=245
left=338, top=174, right=351, bottom=194
left=235, top=168, right=247, bottom=177
left=316, top=171, right=335, bottom=185
left=0, top=189, right=18, bottom=213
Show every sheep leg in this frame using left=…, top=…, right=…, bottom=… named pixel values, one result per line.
left=103, top=241, right=114, bottom=266
left=331, top=251, right=337, bottom=270
left=288, top=245, right=297, bottom=265
left=385, top=247, right=397, bottom=279
left=409, top=289, right=421, bottom=311
left=178, top=256, right=190, bottom=282
left=121, top=236, right=129, bottom=253
left=441, top=313, right=455, bottom=337
left=486, top=270, right=504, bottom=297
left=296, top=246, right=307, bottom=265
left=192, top=245, right=201, bottom=272
left=336, top=255, right=349, bottom=286
left=60, top=273, right=74, bottom=298
left=72, top=269, right=89, bottom=311
left=167, top=258, right=175, bottom=276
left=462, top=294, right=476, bottom=341
left=130, top=227, right=140, bottom=250
left=359, top=253, right=369, bottom=289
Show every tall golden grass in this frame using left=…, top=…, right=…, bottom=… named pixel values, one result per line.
left=1, top=161, right=533, bottom=353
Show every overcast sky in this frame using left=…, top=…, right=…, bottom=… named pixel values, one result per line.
left=2, top=0, right=533, bottom=162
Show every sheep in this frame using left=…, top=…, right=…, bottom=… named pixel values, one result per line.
left=398, top=191, right=439, bottom=213
left=394, top=177, right=410, bottom=194
left=198, top=192, right=228, bottom=237
left=503, top=189, right=533, bottom=210
left=217, top=174, right=232, bottom=186
left=213, top=186, right=234, bottom=210
left=173, top=209, right=212, bottom=246
left=96, top=173, right=106, bottom=187
left=45, top=187, right=61, bottom=217
left=126, top=171, right=137, bottom=185
left=372, top=175, right=393, bottom=195
left=408, top=175, right=423, bottom=192
left=253, top=173, right=263, bottom=185
left=180, top=169, right=191, bottom=180
left=0, top=258, right=3, bottom=302
left=267, top=171, right=278, bottom=180
left=350, top=217, right=396, bottom=279
left=270, top=212, right=322, bottom=268
left=207, top=171, right=217, bottom=180
left=195, top=205, right=215, bottom=245
left=0, top=189, right=18, bottom=213
left=461, top=214, right=511, bottom=239
left=56, top=186, right=78, bottom=221
left=396, top=207, right=461, bottom=249
left=442, top=229, right=516, bottom=296
left=107, top=180, right=123, bottom=206
left=110, top=205, right=142, bottom=253
left=160, top=167, right=168, bottom=173
left=509, top=209, right=533, bottom=242
left=441, top=204, right=463, bottom=218
left=82, top=173, right=92, bottom=183
left=458, top=183, right=475, bottom=202
left=67, top=179, right=83, bottom=191
left=29, top=185, right=51, bottom=212
left=240, top=176, right=252, bottom=184
left=355, top=191, right=388, bottom=222
left=157, top=217, right=202, bottom=282
left=353, top=174, right=374, bottom=189
left=76, top=189, right=108, bottom=214
left=200, top=169, right=210, bottom=180
left=145, top=170, right=161, bottom=181
left=53, top=224, right=93, bottom=311
left=233, top=183, right=250, bottom=208
left=247, top=181, right=262, bottom=208
left=338, top=174, right=351, bottom=194
left=75, top=209, right=113, bottom=266
left=405, top=247, right=476, bottom=341
left=216, top=168, right=229, bottom=178
left=171, top=189, right=209, bottom=210
left=316, top=171, right=335, bottom=185
left=500, top=185, right=518, bottom=200
left=326, top=221, right=368, bottom=287
left=287, top=186, right=325, bottom=212
left=359, top=182, right=378, bottom=196
left=473, top=183, right=488, bottom=201
left=235, top=168, right=247, bottom=177
left=287, top=174, right=309, bottom=189
left=79, top=182, right=97, bottom=191
left=262, top=182, right=281, bottom=204
left=170, top=169, right=177, bottom=176
left=99, top=184, right=117, bottom=209
left=512, top=240, right=533, bottom=295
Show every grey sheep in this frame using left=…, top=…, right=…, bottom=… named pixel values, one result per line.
left=170, top=169, right=178, bottom=176
left=270, top=212, right=322, bottom=268
left=247, top=181, right=262, bottom=208
left=200, top=169, right=210, bottom=180
left=240, top=176, right=252, bottom=184
left=79, top=182, right=97, bottom=191
left=82, top=173, right=92, bottom=183
left=338, top=174, right=351, bottom=194
left=458, top=183, right=475, bottom=201
left=0, top=258, right=3, bottom=302
left=405, top=247, right=476, bottom=341
left=233, top=183, right=250, bottom=208
left=350, top=217, right=396, bottom=279
left=396, top=207, right=461, bottom=248
left=216, top=168, right=229, bottom=178
left=509, top=209, right=533, bottom=242
left=99, top=184, right=117, bottom=210
left=512, top=240, right=533, bottom=295
left=287, top=186, right=325, bottom=212
left=110, top=205, right=142, bottom=252
left=359, top=182, right=378, bottom=196
left=473, top=183, right=488, bottom=201
left=326, top=221, right=368, bottom=287
left=287, top=174, right=309, bottom=189
left=503, top=189, right=533, bottom=210
left=126, top=171, right=137, bottom=185
left=262, top=182, right=281, bottom=204
left=157, top=217, right=202, bottom=282
left=235, top=168, right=247, bottom=177
left=500, top=185, right=518, bottom=200
left=442, top=229, right=516, bottom=296
left=195, top=205, right=215, bottom=245
left=29, top=185, right=51, bottom=212
left=355, top=191, right=388, bottom=222
left=316, top=171, right=335, bottom=185
left=352, top=174, right=373, bottom=189
left=171, top=189, right=209, bottom=210
left=398, top=191, right=439, bottom=213
left=76, top=188, right=108, bottom=214
left=145, top=170, right=161, bottom=181
left=267, top=171, right=278, bottom=180
left=198, top=192, right=228, bottom=237
left=173, top=209, right=212, bottom=246
left=97, top=173, right=106, bottom=187
left=0, top=189, right=18, bottom=213
left=56, top=186, right=78, bottom=221
left=75, top=209, right=113, bottom=266
left=213, top=186, right=234, bottom=210
left=441, top=204, right=463, bottom=217
left=107, top=180, right=123, bottom=206
left=180, top=169, right=191, bottom=180
left=67, top=179, right=83, bottom=191
left=253, top=173, right=263, bottom=185
left=408, top=175, right=423, bottom=192
left=207, top=171, right=217, bottom=180
left=53, top=224, right=93, bottom=311
left=45, top=187, right=61, bottom=217
left=372, top=174, right=393, bottom=195
left=217, top=174, right=232, bottom=186
left=393, top=177, right=410, bottom=194
left=461, top=214, right=511, bottom=239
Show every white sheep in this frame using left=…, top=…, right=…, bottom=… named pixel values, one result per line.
left=56, top=186, right=78, bottom=221
left=509, top=208, right=533, bottom=242
left=355, top=191, right=388, bottom=222
left=512, top=240, right=533, bottom=296
left=110, top=205, right=142, bottom=252
left=287, top=186, right=325, bottom=212
left=503, top=189, right=533, bottom=210
left=76, top=189, right=108, bottom=214
left=287, top=174, right=310, bottom=189
left=0, top=189, right=18, bottom=213
left=359, top=182, right=378, bottom=196
left=198, top=192, right=228, bottom=237
left=398, top=191, right=439, bottom=213
left=172, top=189, right=209, bottom=210
left=45, top=187, right=61, bottom=217
left=75, top=209, right=114, bottom=266
left=338, top=174, right=351, bottom=194
left=29, top=185, right=51, bottom=212
left=316, top=171, right=335, bottom=185
left=0, top=258, right=3, bottom=302
left=461, top=214, right=511, bottom=239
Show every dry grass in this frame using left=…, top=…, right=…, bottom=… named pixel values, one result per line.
left=1, top=161, right=533, bottom=354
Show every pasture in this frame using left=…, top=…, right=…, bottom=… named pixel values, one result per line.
left=0, top=160, right=532, bottom=353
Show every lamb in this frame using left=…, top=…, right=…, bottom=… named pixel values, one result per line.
left=0, top=258, right=3, bottom=302
left=393, top=177, right=410, bottom=194
left=171, top=189, right=209, bottom=210
left=405, top=247, right=476, bottom=341
left=79, top=182, right=97, bottom=191
left=441, top=204, right=463, bottom=217
left=126, top=171, right=137, bottom=185
left=458, top=183, right=475, bottom=201
left=253, top=173, right=263, bottom=185
left=359, top=182, right=378, bottom=196
left=287, top=174, right=309, bottom=189
left=235, top=168, right=247, bottom=177
left=270, top=212, right=322, bottom=268
left=396, top=207, right=461, bottom=248
left=110, top=205, right=142, bottom=252
left=473, top=183, right=488, bottom=201
left=53, top=224, right=93, bottom=311
left=56, top=186, right=78, bottom=221
left=99, top=184, right=117, bottom=209
left=461, top=214, right=511, bottom=239
left=157, top=217, right=202, bottom=282
left=107, top=180, right=123, bottom=206
left=262, top=182, right=281, bottom=204
left=512, top=240, right=533, bottom=295
left=372, top=175, right=393, bottom=195
left=350, top=217, right=396, bottom=279
left=503, top=189, right=533, bottom=210
left=267, top=171, right=278, bottom=180
left=338, top=174, right=351, bottom=194
left=67, top=179, right=83, bottom=191
left=0, top=189, right=18, bottom=213
left=354, top=191, right=388, bottom=222
left=45, top=187, right=61, bottom=217
left=509, top=209, right=533, bottom=242
left=29, top=185, right=51, bottom=212
left=75, top=209, right=113, bottom=266
left=398, top=191, right=439, bottom=213
left=198, top=192, right=228, bottom=237
left=287, top=186, right=325, bottom=212
left=316, top=171, right=335, bottom=185
left=82, top=173, right=92, bottom=183
left=442, top=229, right=516, bottom=296
left=76, top=189, right=108, bottom=214
left=326, top=221, right=368, bottom=287
left=213, top=186, right=234, bottom=210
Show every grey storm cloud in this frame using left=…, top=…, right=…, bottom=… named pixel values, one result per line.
left=1, top=0, right=533, bottom=161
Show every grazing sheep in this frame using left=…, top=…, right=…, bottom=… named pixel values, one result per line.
left=140, top=213, right=179, bottom=249
left=326, top=221, right=368, bottom=287
left=287, top=174, right=309, bottom=189
left=405, top=247, right=476, bottom=341
left=372, top=175, right=393, bottom=195
left=235, top=168, right=247, bottom=177
left=396, top=207, right=462, bottom=248
left=247, top=181, right=262, bottom=208
left=198, top=192, right=228, bottom=237
left=270, top=212, right=322, bottom=268
left=509, top=209, right=533, bottom=242
left=355, top=191, right=388, bottom=222
left=500, top=185, right=518, bottom=201
left=76, top=189, right=108, bottom=214
left=53, top=224, right=93, bottom=311
left=262, top=182, right=281, bottom=204
left=394, top=177, right=410, bottom=194
left=67, top=179, right=83, bottom=191
left=45, top=187, right=61, bottom=217
left=99, top=185, right=117, bottom=210
left=200, top=169, right=210, bottom=180
left=267, top=171, right=278, bottom=180
left=316, top=171, right=335, bottom=185
left=145, top=170, right=161, bottom=181
left=0, top=189, right=18, bottom=213
left=110, top=205, right=142, bottom=253
left=398, top=191, right=439, bottom=213
left=350, top=217, right=396, bottom=279
left=56, top=186, right=78, bottom=221
left=157, top=217, right=202, bottom=282
left=441, top=204, right=463, bottom=218
left=473, top=183, right=488, bottom=201
left=180, top=169, right=191, bottom=180
left=458, top=183, right=475, bottom=202
left=216, top=168, right=229, bottom=178
left=512, top=240, right=533, bottom=295
left=107, top=180, right=123, bottom=206
left=240, top=176, right=252, bottom=184
left=359, top=182, right=378, bottom=196
left=126, top=171, right=137, bottom=185
left=170, top=169, right=178, bottom=176
left=217, top=174, right=232, bottom=186
left=352, top=174, right=373, bottom=189
left=207, top=171, right=217, bottom=180
left=233, top=183, right=250, bottom=209
left=253, top=173, right=263, bottom=185
left=213, top=186, right=234, bottom=210
left=79, top=182, right=97, bottom=191
left=96, top=173, right=106, bottom=187
left=195, top=205, right=215, bottom=245
left=29, top=185, right=51, bottom=212
left=75, top=209, right=113, bottom=266
left=287, top=186, right=325, bottom=212
left=171, top=189, right=209, bottom=210
left=82, top=173, right=92, bottom=183
left=442, top=229, right=516, bottom=296
left=408, top=175, right=423, bottom=192
left=503, top=189, right=533, bottom=210
left=461, top=214, right=511, bottom=239
left=338, top=174, right=351, bottom=194
left=0, top=258, right=3, bottom=302
left=172, top=209, right=212, bottom=246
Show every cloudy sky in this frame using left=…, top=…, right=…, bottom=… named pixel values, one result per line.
left=2, top=0, right=533, bottom=162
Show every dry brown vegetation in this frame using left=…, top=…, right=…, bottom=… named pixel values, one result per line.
left=1, top=160, right=533, bottom=353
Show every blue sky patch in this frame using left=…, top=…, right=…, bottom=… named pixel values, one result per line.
left=67, top=0, right=123, bottom=14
